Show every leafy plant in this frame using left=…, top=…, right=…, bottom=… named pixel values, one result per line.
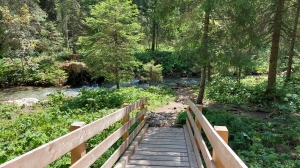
left=0, top=86, right=175, bottom=167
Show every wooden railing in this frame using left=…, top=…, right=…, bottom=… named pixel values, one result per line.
left=186, top=99, right=248, bottom=168
left=0, top=98, right=148, bottom=168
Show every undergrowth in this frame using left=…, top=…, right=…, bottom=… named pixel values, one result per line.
left=176, top=108, right=300, bottom=167
left=0, top=86, right=175, bottom=167
left=205, top=75, right=300, bottom=113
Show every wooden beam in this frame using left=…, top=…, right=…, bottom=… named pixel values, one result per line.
left=184, top=124, right=203, bottom=168
left=186, top=110, right=215, bottom=168
left=0, top=98, right=147, bottom=168
left=101, top=119, right=147, bottom=168
left=213, top=126, right=228, bottom=168
left=186, top=99, right=247, bottom=168
left=114, top=123, right=149, bottom=168
left=70, top=122, right=86, bottom=165
left=195, top=104, right=202, bottom=133
left=140, top=101, right=145, bottom=122
left=122, top=103, right=130, bottom=142
left=70, top=108, right=147, bottom=168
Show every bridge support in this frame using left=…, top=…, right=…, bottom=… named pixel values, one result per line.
left=213, top=126, right=228, bottom=168
left=70, top=122, right=86, bottom=165
left=122, top=103, right=130, bottom=141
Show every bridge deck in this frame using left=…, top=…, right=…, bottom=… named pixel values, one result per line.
left=123, top=127, right=199, bottom=168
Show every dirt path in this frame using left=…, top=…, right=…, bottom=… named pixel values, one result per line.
left=146, top=86, right=273, bottom=127
left=145, top=87, right=194, bottom=127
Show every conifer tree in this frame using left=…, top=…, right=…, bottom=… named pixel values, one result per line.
left=80, top=0, right=143, bottom=89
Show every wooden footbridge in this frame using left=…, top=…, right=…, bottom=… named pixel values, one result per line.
left=0, top=98, right=247, bottom=168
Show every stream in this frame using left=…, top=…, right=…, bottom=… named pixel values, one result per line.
left=0, top=78, right=200, bottom=101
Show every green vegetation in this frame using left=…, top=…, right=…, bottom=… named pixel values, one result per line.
left=141, top=60, right=163, bottom=84
left=80, top=0, right=143, bottom=89
left=205, top=76, right=300, bottom=113
left=134, top=51, right=194, bottom=77
left=176, top=108, right=300, bottom=168
left=175, top=74, right=300, bottom=167
left=204, top=109, right=300, bottom=168
left=1, top=0, right=300, bottom=167
left=0, top=87, right=175, bottom=166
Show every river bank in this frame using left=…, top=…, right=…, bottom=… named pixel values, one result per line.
left=0, top=78, right=200, bottom=101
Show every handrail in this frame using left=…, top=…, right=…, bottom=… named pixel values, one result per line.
left=0, top=98, right=147, bottom=168
left=186, top=99, right=248, bottom=168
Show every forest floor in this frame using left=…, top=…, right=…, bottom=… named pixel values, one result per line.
left=146, top=86, right=274, bottom=127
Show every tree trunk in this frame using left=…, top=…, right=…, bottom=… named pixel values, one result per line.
left=151, top=0, right=157, bottom=51
left=266, top=0, right=284, bottom=94
left=238, top=67, right=241, bottom=83
left=60, top=0, right=68, bottom=49
left=151, top=19, right=156, bottom=51
left=197, top=66, right=206, bottom=104
left=116, top=69, right=120, bottom=89
left=72, top=1, right=77, bottom=54
left=21, top=55, right=25, bottom=82
left=287, top=0, right=300, bottom=80
left=207, top=63, right=212, bottom=82
left=197, top=5, right=210, bottom=104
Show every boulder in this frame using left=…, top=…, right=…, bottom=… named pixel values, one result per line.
left=61, top=62, right=86, bottom=74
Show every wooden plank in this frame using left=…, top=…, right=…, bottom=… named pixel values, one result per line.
left=147, top=132, right=184, bottom=136
left=133, top=151, right=188, bottom=157
left=195, top=105, right=203, bottom=151
left=187, top=99, right=248, bottom=168
left=122, top=103, right=130, bottom=142
left=137, top=147, right=187, bottom=152
left=213, top=126, right=229, bottom=168
left=145, top=133, right=184, bottom=136
left=143, top=136, right=184, bottom=140
left=138, top=144, right=187, bottom=149
left=140, top=103, right=145, bottom=122
left=0, top=98, right=147, bottom=168
left=127, top=160, right=190, bottom=167
left=140, top=141, right=184, bottom=145
left=186, top=108, right=215, bottom=168
left=114, top=123, right=149, bottom=168
left=71, top=108, right=147, bottom=168
left=183, top=125, right=202, bottom=168
left=141, top=139, right=185, bottom=143
left=143, top=136, right=184, bottom=139
left=146, top=129, right=184, bottom=133
left=70, top=122, right=86, bottom=165
left=148, top=127, right=183, bottom=132
left=131, top=155, right=189, bottom=161
left=126, top=165, right=189, bottom=168
left=186, top=122, right=205, bottom=168
left=101, top=116, right=147, bottom=168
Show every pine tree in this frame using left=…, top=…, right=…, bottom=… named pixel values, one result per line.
left=80, top=0, right=143, bottom=89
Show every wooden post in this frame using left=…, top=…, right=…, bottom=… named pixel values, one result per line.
left=212, top=126, right=229, bottom=168
left=70, top=122, right=86, bottom=165
left=195, top=104, right=202, bottom=132
left=194, top=104, right=203, bottom=151
left=139, top=103, right=145, bottom=122
left=122, top=103, right=129, bottom=142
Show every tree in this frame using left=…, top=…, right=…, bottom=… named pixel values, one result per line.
left=266, top=0, right=285, bottom=94
left=0, top=5, right=35, bottom=81
left=142, top=60, right=163, bottom=85
left=80, top=0, right=143, bottom=89
left=196, top=0, right=212, bottom=104
left=57, top=0, right=88, bottom=53
left=286, top=0, right=300, bottom=80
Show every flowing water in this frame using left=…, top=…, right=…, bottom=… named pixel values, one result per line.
left=0, top=78, right=199, bottom=101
